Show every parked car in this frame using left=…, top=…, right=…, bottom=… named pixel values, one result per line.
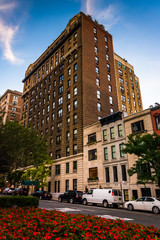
left=58, top=190, right=83, bottom=204
left=13, top=188, right=28, bottom=196
left=82, top=189, right=122, bottom=208
left=124, top=197, right=160, bottom=214
left=31, top=191, right=52, bottom=200
left=2, top=188, right=11, bottom=195
left=7, top=188, right=15, bottom=195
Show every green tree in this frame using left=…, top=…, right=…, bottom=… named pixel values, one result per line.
left=0, top=120, right=52, bottom=185
left=7, top=170, right=24, bottom=188
left=124, top=133, right=160, bottom=187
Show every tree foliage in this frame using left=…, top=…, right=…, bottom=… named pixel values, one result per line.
left=0, top=120, right=52, bottom=185
left=124, top=133, right=160, bottom=187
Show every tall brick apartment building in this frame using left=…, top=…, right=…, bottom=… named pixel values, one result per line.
left=0, top=89, right=22, bottom=123
left=114, top=53, right=143, bottom=115
left=21, top=12, right=142, bottom=193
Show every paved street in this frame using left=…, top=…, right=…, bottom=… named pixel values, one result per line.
left=39, top=200, right=160, bottom=229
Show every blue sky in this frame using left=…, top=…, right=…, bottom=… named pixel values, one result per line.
left=0, top=0, right=160, bottom=109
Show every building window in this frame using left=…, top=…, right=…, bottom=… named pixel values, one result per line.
left=131, top=120, right=144, bottom=133
left=74, top=32, right=77, bottom=40
left=95, top=56, right=99, bottom=65
left=88, top=132, right=96, bottom=144
left=67, top=117, right=70, bottom=127
left=120, top=86, right=124, bottom=93
left=73, top=144, right=77, bottom=155
left=95, top=46, right=98, bottom=54
left=118, top=124, right=123, bottom=137
left=105, top=36, right=108, bottom=42
left=118, top=69, right=123, bottom=76
left=68, top=79, right=71, bottom=87
left=119, top=143, right=125, bottom=158
left=155, top=115, right=160, bottom=129
left=66, top=131, right=70, bottom=141
left=94, top=36, right=98, bottom=43
left=106, top=54, right=109, bottom=61
left=73, top=114, right=77, bottom=124
left=74, top=74, right=77, bottom=83
left=108, top=74, right=111, bottom=81
left=97, top=103, right=101, bottom=111
left=108, top=85, right=112, bottom=92
left=96, top=67, right=99, bottom=74
left=59, top=75, right=64, bottom=84
left=73, top=179, right=77, bottom=190
left=74, top=63, right=77, bottom=71
left=113, top=166, right=118, bottom=182
left=52, top=113, right=55, bottom=121
left=66, top=180, right=69, bottom=192
left=12, top=107, right=16, bottom=111
left=66, top=163, right=69, bottom=173
left=97, top=90, right=100, bottom=99
left=103, top=129, right=107, bottom=141
left=55, top=165, right=60, bottom=175
left=68, top=68, right=71, bottom=75
left=107, top=64, right=110, bottom=72
left=73, top=100, right=77, bottom=109
left=67, top=104, right=70, bottom=113
left=57, top=122, right=62, bottom=131
left=118, top=61, right=122, bottom=68
left=59, top=86, right=63, bottom=94
left=73, top=128, right=77, bottom=139
left=89, top=167, right=98, bottom=179
left=104, top=147, right=108, bottom=160
left=56, top=135, right=61, bottom=144
left=88, top=149, right=97, bottom=161
left=111, top=145, right=116, bottom=159
left=96, top=78, right=100, bottom=87
left=58, top=109, right=62, bottom=117
left=67, top=92, right=70, bottom=99
left=119, top=78, right=124, bottom=84
left=109, top=96, right=113, bottom=105
left=94, top=27, right=97, bottom=34
left=74, top=53, right=77, bottom=60
left=58, top=96, right=63, bottom=105
left=73, top=161, right=77, bottom=172
left=121, top=165, right=127, bottom=181
left=121, top=95, right=125, bottom=102
left=105, top=167, right=110, bottom=182
left=56, top=150, right=61, bottom=159
left=122, top=104, right=126, bottom=111
left=110, top=127, right=114, bottom=139
left=105, top=45, right=108, bottom=52
left=74, top=87, right=77, bottom=95
left=47, top=105, right=50, bottom=112
left=66, top=147, right=70, bottom=156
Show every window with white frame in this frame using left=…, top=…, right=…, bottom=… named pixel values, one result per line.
left=96, top=78, right=100, bottom=87
left=109, top=96, right=113, bottom=105
left=97, top=103, right=101, bottom=111
left=97, top=90, right=100, bottom=99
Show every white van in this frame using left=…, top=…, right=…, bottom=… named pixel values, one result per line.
left=82, top=189, right=122, bottom=208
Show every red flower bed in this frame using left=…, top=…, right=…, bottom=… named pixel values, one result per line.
left=0, top=207, right=159, bottom=239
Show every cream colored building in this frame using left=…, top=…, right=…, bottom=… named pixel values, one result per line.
left=83, top=111, right=130, bottom=201
left=124, top=109, right=160, bottom=199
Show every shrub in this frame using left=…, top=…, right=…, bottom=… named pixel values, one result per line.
left=0, top=196, right=39, bottom=208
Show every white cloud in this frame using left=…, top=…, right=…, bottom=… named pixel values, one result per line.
left=0, top=0, right=23, bottom=64
left=85, top=0, right=119, bottom=30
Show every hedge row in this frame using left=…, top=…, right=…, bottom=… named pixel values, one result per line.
left=0, top=196, right=39, bottom=208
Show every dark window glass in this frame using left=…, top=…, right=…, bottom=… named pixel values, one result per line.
left=88, top=133, right=96, bottom=143
left=55, top=165, right=60, bottom=175
left=89, top=167, right=98, bottom=179
left=73, top=179, right=77, bottom=190
left=113, top=166, right=118, bottom=182
left=121, top=165, right=127, bottom=181
left=131, top=120, right=144, bottom=133
left=66, top=163, right=69, bottom=173
left=105, top=167, right=110, bottom=182
left=88, top=149, right=97, bottom=161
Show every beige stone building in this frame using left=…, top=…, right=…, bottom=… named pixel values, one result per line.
left=124, top=109, right=160, bottom=199
left=114, top=53, right=143, bottom=115
left=83, top=111, right=130, bottom=201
